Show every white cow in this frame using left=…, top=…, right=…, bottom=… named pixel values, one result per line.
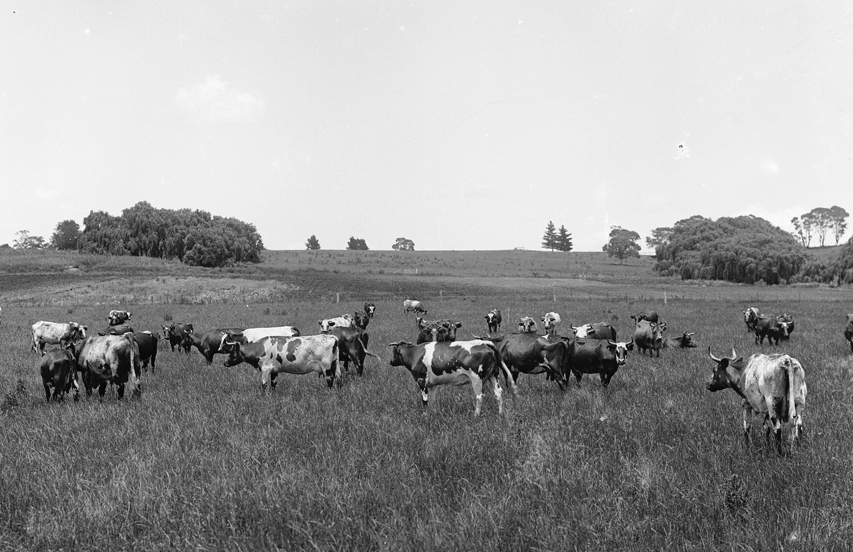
left=403, top=299, right=427, bottom=314
left=31, top=321, right=88, bottom=355
left=707, top=347, right=806, bottom=454
left=541, top=312, right=561, bottom=336
left=226, top=325, right=301, bottom=344
left=73, top=334, right=142, bottom=399
left=319, top=315, right=353, bottom=333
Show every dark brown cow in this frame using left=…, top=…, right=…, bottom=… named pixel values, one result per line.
left=486, top=333, right=568, bottom=389
left=331, top=326, right=379, bottom=375
left=161, top=323, right=194, bottom=353
left=633, top=320, right=665, bottom=357
left=565, top=338, right=633, bottom=388
left=755, top=316, right=788, bottom=345
left=388, top=339, right=516, bottom=416
left=39, top=344, right=78, bottom=401
left=183, top=328, right=243, bottom=365
left=131, top=331, right=159, bottom=373
left=845, top=314, right=853, bottom=353
left=364, top=302, right=377, bottom=318
left=630, top=310, right=659, bottom=324
left=662, top=332, right=697, bottom=349
left=353, top=312, right=370, bottom=330
left=776, top=314, right=795, bottom=341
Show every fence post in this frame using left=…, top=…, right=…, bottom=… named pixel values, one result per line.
left=336, top=292, right=339, bottom=304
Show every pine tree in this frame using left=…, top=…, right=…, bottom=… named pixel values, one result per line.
left=305, top=235, right=321, bottom=250
left=542, top=221, right=557, bottom=251
left=556, top=225, right=573, bottom=252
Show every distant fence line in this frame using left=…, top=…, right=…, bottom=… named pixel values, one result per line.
left=2, top=286, right=846, bottom=308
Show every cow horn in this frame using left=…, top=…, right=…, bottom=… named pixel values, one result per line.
left=687, top=332, right=695, bottom=336
left=731, top=348, right=737, bottom=359
left=388, top=341, right=400, bottom=347
left=708, top=346, right=721, bottom=362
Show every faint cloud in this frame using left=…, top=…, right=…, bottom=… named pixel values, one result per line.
left=35, top=187, right=58, bottom=201
left=176, top=75, right=263, bottom=123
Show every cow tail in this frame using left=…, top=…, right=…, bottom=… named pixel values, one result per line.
left=356, top=335, right=381, bottom=360
left=485, top=341, right=517, bottom=396
left=786, top=356, right=798, bottom=423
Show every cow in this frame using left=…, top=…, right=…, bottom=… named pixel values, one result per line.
left=39, top=344, right=79, bottom=402
left=403, top=299, right=427, bottom=314
left=131, top=331, right=159, bottom=373
left=229, top=326, right=301, bottom=343
left=571, top=322, right=617, bottom=340
left=331, top=327, right=380, bottom=375
left=183, top=328, right=243, bottom=365
left=72, top=333, right=142, bottom=399
left=99, top=324, right=134, bottom=336
left=220, top=334, right=341, bottom=391
left=517, top=316, right=537, bottom=333
left=662, top=332, right=697, bottom=349
left=565, top=338, right=634, bottom=388
left=743, top=307, right=760, bottom=333
left=845, top=314, right=853, bottom=353
left=107, top=310, right=132, bottom=326
left=707, top=347, right=806, bottom=454
left=755, top=316, right=788, bottom=345
left=416, top=318, right=462, bottom=344
left=31, top=321, right=88, bottom=355
left=484, top=309, right=502, bottom=334
left=388, top=340, right=517, bottom=416
left=484, top=333, right=568, bottom=389
left=541, top=312, right=561, bottom=336
left=319, top=315, right=353, bottom=333
left=633, top=320, right=665, bottom=357
left=776, top=314, right=795, bottom=341
left=161, top=323, right=194, bottom=353
left=364, top=302, right=377, bottom=318
left=353, top=312, right=370, bottom=330
left=630, top=310, right=659, bottom=324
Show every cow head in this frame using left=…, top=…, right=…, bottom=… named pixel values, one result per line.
left=707, top=347, right=743, bottom=392
left=571, top=324, right=593, bottom=338
left=518, top=317, right=537, bottom=333
left=608, top=340, right=634, bottom=365
left=541, top=312, right=561, bottom=330
left=485, top=310, right=499, bottom=324
left=442, top=321, right=462, bottom=341
left=107, top=310, right=132, bottom=326
left=387, top=341, right=414, bottom=368
left=220, top=340, right=245, bottom=367
left=70, top=323, right=88, bottom=340
left=319, top=319, right=335, bottom=333
left=743, top=308, right=759, bottom=325
left=364, top=303, right=376, bottom=318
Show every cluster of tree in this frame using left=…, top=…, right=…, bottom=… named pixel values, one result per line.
left=541, top=221, right=573, bottom=252
left=791, top=206, right=848, bottom=247
left=392, top=237, right=415, bottom=251
left=346, top=237, right=369, bottom=250
left=77, top=201, right=263, bottom=267
left=650, top=215, right=808, bottom=284
left=306, top=236, right=417, bottom=251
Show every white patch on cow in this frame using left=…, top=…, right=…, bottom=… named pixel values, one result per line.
left=449, top=339, right=488, bottom=353
left=423, top=341, right=437, bottom=371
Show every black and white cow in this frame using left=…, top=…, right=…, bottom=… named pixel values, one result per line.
left=107, top=310, right=132, bottom=326
left=565, top=338, right=634, bottom=388
left=484, top=309, right=502, bottom=334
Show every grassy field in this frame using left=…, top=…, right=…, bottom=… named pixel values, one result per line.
left=1, top=251, right=852, bottom=550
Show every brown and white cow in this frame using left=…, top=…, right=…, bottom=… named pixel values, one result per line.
left=485, top=309, right=502, bottom=334
left=162, top=323, right=194, bottom=353
left=388, top=340, right=517, bottom=416
left=707, top=347, right=806, bottom=454
left=72, top=333, right=142, bottom=399
left=844, top=314, right=853, bottom=353
left=517, top=316, right=537, bottom=333
left=403, top=299, right=427, bottom=314
left=183, top=328, right=244, bottom=365
left=743, top=307, right=760, bottom=333
left=31, top=321, right=88, bottom=355
left=565, top=338, right=634, bottom=388
left=319, top=315, right=353, bottom=333
left=39, top=344, right=79, bottom=401
left=662, top=332, right=697, bottom=349
left=107, top=310, right=132, bottom=326
left=571, top=322, right=617, bottom=340
left=220, top=334, right=340, bottom=391
left=633, top=320, right=665, bottom=357
left=541, top=312, right=561, bottom=336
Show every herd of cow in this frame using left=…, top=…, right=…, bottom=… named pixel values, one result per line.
left=26, top=299, right=828, bottom=454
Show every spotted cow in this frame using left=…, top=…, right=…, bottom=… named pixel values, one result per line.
left=72, top=333, right=142, bottom=399
left=31, top=321, right=88, bottom=355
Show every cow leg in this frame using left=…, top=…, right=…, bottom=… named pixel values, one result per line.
left=117, top=383, right=125, bottom=399
left=492, top=377, right=504, bottom=415
left=269, top=372, right=278, bottom=391
left=572, top=370, right=582, bottom=387
left=471, top=374, right=485, bottom=417
left=44, top=383, right=52, bottom=402
left=601, top=372, right=611, bottom=388
left=741, top=403, right=752, bottom=448
left=260, top=366, right=273, bottom=392
left=98, top=382, right=108, bottom=398
left=416, top=378, right=429, bottom=409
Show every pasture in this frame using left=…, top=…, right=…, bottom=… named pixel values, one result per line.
left=1, top=252, right=852, bottom=550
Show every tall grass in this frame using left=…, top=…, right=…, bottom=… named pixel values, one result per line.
left=2, top=290, right=852, bottom=550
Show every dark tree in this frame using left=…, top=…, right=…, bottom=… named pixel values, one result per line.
left=13, top=230, right=46, bottom=250
left=646, top=227, right=673, bottom=252
left=829, top=205, right=849, bottom=245
left=602, top=226, right=641, bottom=264
left=305, top=235, right=321, bottom=250
left=347, top=237, right=369, bottom=250
left=392, top=237, right=415, bottom=251
left=556, top=226, right=573, bottom=252
left=50, top=220, right=81, bottom=250
left=542, top=221, right=557, bottom=251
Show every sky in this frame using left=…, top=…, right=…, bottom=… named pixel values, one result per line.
left=3, top=2, right=853, bottom=252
